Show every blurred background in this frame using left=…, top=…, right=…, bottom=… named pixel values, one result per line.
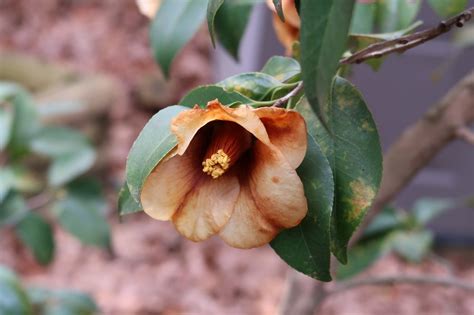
left=0, top=0, right=473, bottom=314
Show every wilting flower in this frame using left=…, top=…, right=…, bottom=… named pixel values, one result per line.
left=136, top=0, right=161, bottom=19
left=141, top=100, right=308, bottom=248
left=266, top=0, right=300, bottom=55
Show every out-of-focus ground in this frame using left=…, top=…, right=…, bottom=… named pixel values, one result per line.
left=0, top=1, right=473, bottom=314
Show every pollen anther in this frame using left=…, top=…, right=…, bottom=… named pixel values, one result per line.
left=202, top=149, right=231, bottom=179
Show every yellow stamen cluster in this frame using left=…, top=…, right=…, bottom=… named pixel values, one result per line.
left=202, top=149, right=231, bottom=179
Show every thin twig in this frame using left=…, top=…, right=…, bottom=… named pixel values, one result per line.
left=273, top=82, right=304, bottom=107
left=340, top=7, right=474, bottom=65
left=456, top=126, right=474, bottom=145
left=331, top=275, right=474, bottom=295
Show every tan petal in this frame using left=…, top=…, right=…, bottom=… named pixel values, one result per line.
left=136, top=0, right=161, bottom=19
left=219, top=184, right=279, bottom=249
left=255, top=107, right=307, bottom=169
left=271, top=15, right=300, bottom=55
left=250, top=141, right=307, bottom=228
left=266, top=0, right=300, bottom=28
left=171, top=100, right=272, bottom=156
left=172, top=174, right=240, bottom=242
left=140, top=132, right=204, bottom=221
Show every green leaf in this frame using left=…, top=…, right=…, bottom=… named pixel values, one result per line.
left=31, top=127, right=97, bottom=187
left=0, top=192, right=28, bottom=227
left=45, top=291, right=97, bottom=315
left=261, top=56, right=301, bottom=82
left=362, top=206, right=405, bottom=240
left=28, top=288, right=97, bottom=315
left=217, top=72, right=282, bottom=100
left=0, top=266, right=32, bottom=315
left=47, top=150, right=96, bottom=187
left=118, top=183, right=143, bottom=216
left=207, top=0, right=225, bottom=47
left=336, top=235, right=391, bottom=280
left=150, top=0, right=207, bottom=77
left=180, top=85, right=253, bottom=107
left=376, top=0, right=421, bottom=32
left=412, top=198, right=454, bottom=226
left=350, top=1, right=376, bottom=34
left=53, top=179, right=110, bottom=249
left=297, top=76, right=382, bottom=264
left=300, top=0, right=355, bottom=128
left=0, top=167, right=15, bottom=204
left=126, top=105, right=189, bottom=203
left=214, top=0, right=254, bottom=59
left=15, top=213, right=55, bottom=265
left=428, top=0, right=467, bottom=18
left=0, top=82, right=39, bottom=158
left=272, top=0, right=285, bottom=22
left=0, top=107, right=13, bottom=150
left=391, top=230, right=433, bottom=263
left=271, top=133, right=334, bottom=281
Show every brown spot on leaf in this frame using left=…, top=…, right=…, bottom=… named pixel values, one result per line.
left=345, top=179, right=376, bottom=222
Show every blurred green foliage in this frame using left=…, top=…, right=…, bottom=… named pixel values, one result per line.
left=0, top=82, right=111, bottom=265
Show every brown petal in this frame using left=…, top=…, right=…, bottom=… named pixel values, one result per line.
left=249, top=141, right=307, bottom=228
left=140, top=132, right=204, bottom=221
left=172, top=174, right=240, bottom=242
left=219, top=184, right=279, bottom=249
left=171, top=100, right=272, bottom=156
left=271, top=15, right=300, bottom=55
left=254, top=107, right=307, bottom=169
left=266, top=0, right=300, bottom=28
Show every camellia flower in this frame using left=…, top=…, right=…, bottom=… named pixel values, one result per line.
left=141, top=100, right=308, bottom=248
left=266, top=0, right=300, bottom=55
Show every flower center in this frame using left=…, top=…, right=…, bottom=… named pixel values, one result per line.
left=201, top=122, right=252, bottom=179
left=202, top=149, right=231, bottom=179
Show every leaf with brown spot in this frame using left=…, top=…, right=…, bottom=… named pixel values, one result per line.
left=295, top=76, right=382, bottom=264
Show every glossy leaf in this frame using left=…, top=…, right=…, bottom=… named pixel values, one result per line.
left=337, top=236, right=391, bottom=280
left=428, top=0, right=467, bottom=18
left=217, top=72, right=282, bottom=100
left=16, top=212, right=55, bottom=265
left=297, top=77, right=382, bottom=264
left=300, top=0, right=355, bottom=128
left=28, top=288, right=97, bottom=315
left=272, top=0, right=285, bottom=21
left=350, top=1, right=376, bottom=34
left=0, top=267, right=32, bottom=315
left=126, top=105, right=189, bottom=203
left=376, top=0, right=421, bottom=32
left=0, top=107, right=13, bottom=150
left=271, top=133, right=334, bottom=281
left=0, top=82, right=39, bottom=158
left=412, top=198, right=454, bottom=226
left=150, top=0, right=207, bottom=77
left=391, top=230, right=433, bottom=263
left=0, top=192, right=28, bottom=227
left=180, top=85, right=253, bottom=108
left=214, top=0, right=254, bottom=59
left=53, top=179, right=110, bottom=249
left=118, top=183, right=143, bottom=216
left=207, top=0, right=225, bottom=47
left=261, top=56, right=301, bottom=82
left=361, top=206, right=405, bottom=240
left=0, top=168, right=15, bottom=204
left=31, top=127, right=96, bottom=187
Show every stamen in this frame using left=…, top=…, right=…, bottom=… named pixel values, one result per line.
left=202, top=149, right=230, bottom=179
left=201, top=122, right=252, bottom=179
